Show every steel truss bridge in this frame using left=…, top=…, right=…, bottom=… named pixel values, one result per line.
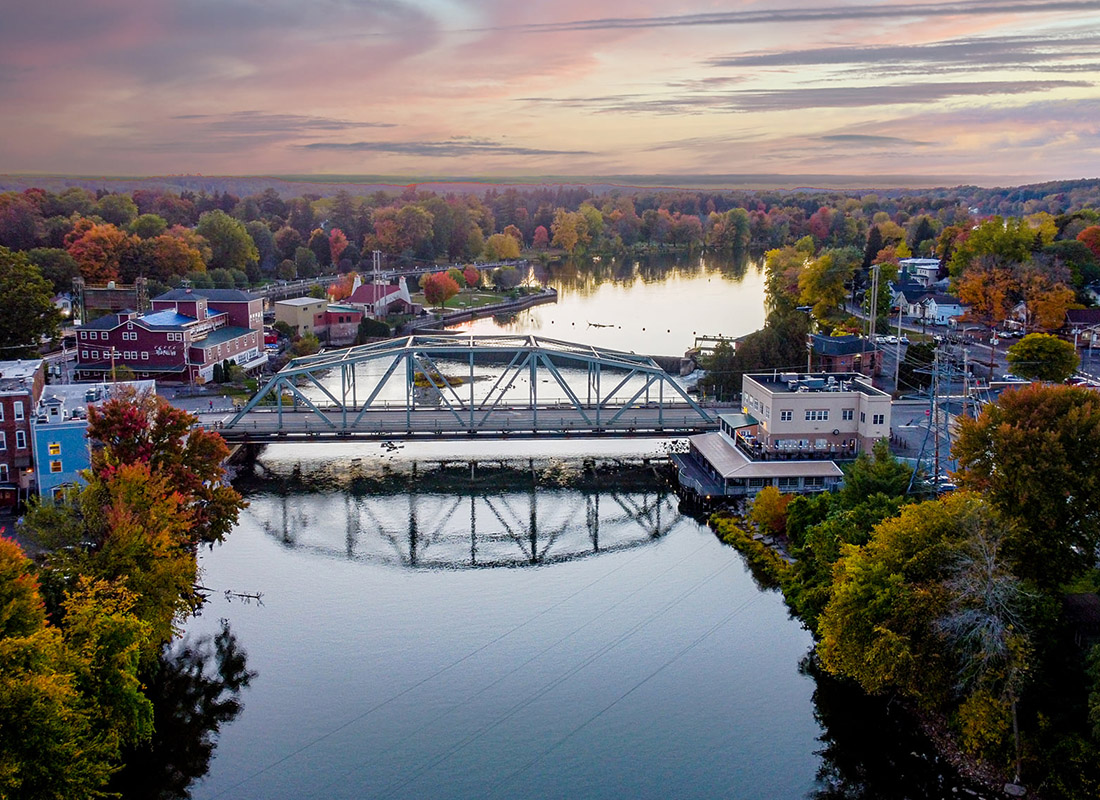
left=223, top=335, right=717, bottom=441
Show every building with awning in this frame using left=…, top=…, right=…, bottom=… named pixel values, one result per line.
left=674, top=372, right=891, bottom=502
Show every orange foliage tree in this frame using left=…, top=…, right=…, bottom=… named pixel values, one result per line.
left=66, top=221, right=137, bottom=284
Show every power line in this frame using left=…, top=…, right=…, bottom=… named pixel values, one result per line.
left=206, top=527, right=667, bottom=800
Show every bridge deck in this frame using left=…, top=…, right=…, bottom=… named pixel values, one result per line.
left=216, top=405, right=717, bottom=442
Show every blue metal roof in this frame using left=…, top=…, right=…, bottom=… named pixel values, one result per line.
left=139, top=310, right=197, bottom=328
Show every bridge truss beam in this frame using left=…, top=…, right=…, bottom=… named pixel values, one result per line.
left=225, top=334, right=713, bottom=437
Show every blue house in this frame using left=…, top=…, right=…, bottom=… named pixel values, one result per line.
left=31, top=394, right=90, bottom=500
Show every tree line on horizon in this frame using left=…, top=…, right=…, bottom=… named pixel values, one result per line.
left=1, top=181, right=1099, bottom=359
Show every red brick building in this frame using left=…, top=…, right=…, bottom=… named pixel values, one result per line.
left=0, top=359, right=45, bottom=507
left=75, top=288, right=266, bottom=384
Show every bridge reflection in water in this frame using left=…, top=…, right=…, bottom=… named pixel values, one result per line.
left=248, top=466, right=680, bottom=569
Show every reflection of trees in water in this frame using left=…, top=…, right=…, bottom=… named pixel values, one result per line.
left=113, top=621, right=255, bottom=800
left=803, top=656, right=979, bottom=800
left=534, top=252, right=756, bottom=299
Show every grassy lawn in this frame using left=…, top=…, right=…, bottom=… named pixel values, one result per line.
left=411, top=290, right=511, bottom=311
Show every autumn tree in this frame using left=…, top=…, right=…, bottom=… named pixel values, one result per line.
left=1005, top=333, right=1078, bottom=383
left=948, top=216, right=1035, bottom=278
left=818, top=493, right=1034, bottom=765
left=421, top=271, right=460, bottom=310
left=818, top=493, right=993, bottom=700
left=84, top=389, right=246, bottom=547
left=953, top=383, right=1100, bottom=587
left=65, top=221, right=137, bottom=284
left=0, top=192, right=46, bottom=250
left=0, top=538, right=152, bottom=799
left=532, top=225, right=550, bottom=249
left=1021, top=277, right=1075, bottom=332
left=1077, top=225, right=1100, bottom=261
left=551, top=209, right=586, bottom=254
left=750, top=486, right=792, bottom=536
left=195, top=210, right=258, bottom=276
left=764, top=236, right=814, bottom=313
left=328, top=228, right=349, bottom=267
left=502, top=224, right=525, bottom=249
left=799, top=249, right=855, bottom=321
left=483, top=232, right=521, bottom=261
left=462, top=267, right=480, bottom=289
left=144, top=234, right=205, bottom=282
left=0, top=247, right=61, bottom=357
left=956, top=257, right=1017, bottom=333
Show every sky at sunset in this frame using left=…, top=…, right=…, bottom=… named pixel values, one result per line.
left=2, top=0, right=1099, bottom=184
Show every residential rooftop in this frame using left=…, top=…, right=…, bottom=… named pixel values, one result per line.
left=0, top=359, right=43, bottom=394
left=276, top=297, right=328, bottom=307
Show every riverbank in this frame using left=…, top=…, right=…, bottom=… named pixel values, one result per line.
left=400, top=287, right=557, bottom=334
left=708, top=511, right=1025, bottom=800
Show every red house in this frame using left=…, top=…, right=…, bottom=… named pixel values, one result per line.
left=0, top=359, right=45, bottom=507
left=75, top=288, right=267, bottom=384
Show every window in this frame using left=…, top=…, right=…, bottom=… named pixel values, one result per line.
left=16, top=430, right=26, bottom=449
left=141, top=351, right=149, bottom=360
left=48, top=442, right=61, bottom=456
left=0, top=464, right=7, bottom=482
left=80, top=331, right=88, bottom=340
left=50, top=460, right=62, bottom=473
left=81, top=350, right=88, bottom=359
left=805, top=476, right=825, bottom=487
left=91, top=350, right=99, bottom=359
left=873, top=414, right=885, bottom=425
left=748, top=477, right=767, bottom=487
left=805, top=409, right=829, bottom=421
left=777, top=477, right=800, bottom=489
left=842, top=408, right=854, bottom=421
left=14, top=402, right=23, bottom=421
left=0, top=404, right=4, bottom=421
left=0, top=432, right=5, bottom=450
left=52, top=487, right=64, bottom=501
left=780, top=410, right=792, bottom=422
left=860, top=412, right=866, bottom=423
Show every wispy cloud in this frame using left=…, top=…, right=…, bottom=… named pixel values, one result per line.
left=300, top=138, right=592, bottom=157
left=706, top=33, right=1100, bottom=75
left=482, top=1, right=1099, bottom=34
left=523, top=80, right=1092, bottom=114
left=171, top=112, right=396, bottom=134
left=817, top=134, right=931, bottom=146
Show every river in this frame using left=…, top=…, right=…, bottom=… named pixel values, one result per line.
left=174, top=255, right=974, bottom=799
left=451, top=253, right=767, bottom=355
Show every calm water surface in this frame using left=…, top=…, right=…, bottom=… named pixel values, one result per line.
left=185, top=441, right=822, bottom=800
left=451, top=253, right=767, bottom=354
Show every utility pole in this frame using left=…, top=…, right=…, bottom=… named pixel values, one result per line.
left=867, top=264, right=880, bottom=339
left=962, top=348, right=969, bottom=419
left=932, top=348, right=940, bottom=481
left=893, top=305, right=903, bottom=391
